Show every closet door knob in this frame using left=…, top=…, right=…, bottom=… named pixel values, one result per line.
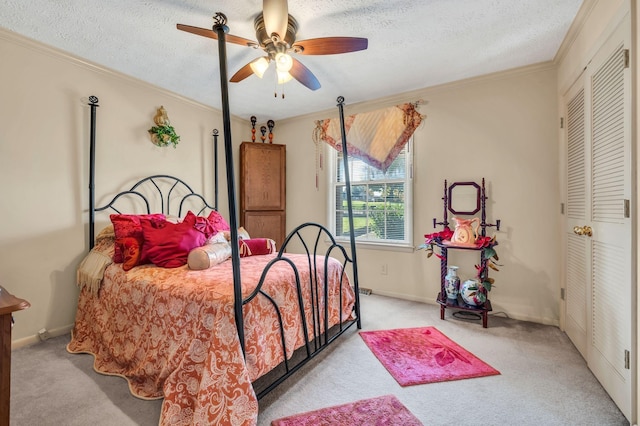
left=573, top=225, right=592, bottom=237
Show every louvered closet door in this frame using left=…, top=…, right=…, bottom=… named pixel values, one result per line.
left=564, top=18, right=632, bottom=420
left=565, top=81, right=588, bottom=359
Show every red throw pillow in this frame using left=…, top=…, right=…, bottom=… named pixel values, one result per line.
left=116, top=237, right=142, bottom=271
left=141, top=212, right=209, bottom=268
left=110, top=214, right=166, bottom=263
left=238, top=238, right=276, bottom=258
left=206, top=210, right=230, bottom=233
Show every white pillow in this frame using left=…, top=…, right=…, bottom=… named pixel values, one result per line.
left=222, top=227, right=251, bottom=241
left=187, top=241, right=232, bottom=270
left=207, top=231, right=229, bottom=244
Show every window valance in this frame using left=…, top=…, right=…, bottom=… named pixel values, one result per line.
left=312, top=102, right=424, bottom=172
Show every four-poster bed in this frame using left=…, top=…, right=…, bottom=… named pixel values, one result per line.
left=67, top=12, right=362, bottom=426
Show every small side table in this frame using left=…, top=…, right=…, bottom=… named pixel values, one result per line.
left=0, top=285, right=30, bottom=426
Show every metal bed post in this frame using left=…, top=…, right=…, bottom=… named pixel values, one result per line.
left=336, top=96, right=361, bottom=328
left=88, top=95, right=99, bottom=250
left=212, top=13, right=245, bottom=354
left=212, top=129, right=219, bottom=210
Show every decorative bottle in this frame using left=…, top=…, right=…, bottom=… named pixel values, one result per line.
left=444, top=265, right=460, bottom=299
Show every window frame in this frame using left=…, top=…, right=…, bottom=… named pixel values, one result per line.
left=326, top=139, right=413, bottom=249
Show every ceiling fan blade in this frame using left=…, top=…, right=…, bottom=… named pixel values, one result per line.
left=176, top=24, right=257, bottom=47
left=263, top=0, right=288, bottom=39
left=289, top=58, right=321, bottom=91
left=293, top=37, right=368, bottom=55
left=230, top=62, right=256, bottom=83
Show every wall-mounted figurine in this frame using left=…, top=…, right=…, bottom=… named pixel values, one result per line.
left=148, top=106, right=180, bottom=148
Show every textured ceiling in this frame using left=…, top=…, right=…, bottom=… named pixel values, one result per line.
left=2, top=0, right=583, bottom=121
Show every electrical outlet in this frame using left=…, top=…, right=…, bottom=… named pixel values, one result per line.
left=381, top=263, right=388, bottom=275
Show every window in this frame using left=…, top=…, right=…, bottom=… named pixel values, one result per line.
left=328, top=140, right=413, bottom=247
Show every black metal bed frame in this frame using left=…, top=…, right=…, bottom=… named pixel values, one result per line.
left=84, top=11, right=362, bottom=404
left=247, top=222, right=358, bottom=398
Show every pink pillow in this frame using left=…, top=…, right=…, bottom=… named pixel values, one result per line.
left=141, top=212, right=208, bottom=268
left=110, top=214, right=166, bottom=263
left=206, top=210, right=230, bottom=233
left=238, top=238, right=276, bottom=257
left=189, top=211, right=218, bottom=240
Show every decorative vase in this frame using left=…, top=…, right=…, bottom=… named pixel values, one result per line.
left=460, top=279, right=487, bottom=306
left=444, top=266, right=460, bottom=299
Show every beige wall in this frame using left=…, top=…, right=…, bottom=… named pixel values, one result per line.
left=1, top=29, right=249, bottom=344
left=278, top=63, right=561, bottom=325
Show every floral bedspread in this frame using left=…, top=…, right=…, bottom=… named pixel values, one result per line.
left=67, top=252, right=355, bottom=425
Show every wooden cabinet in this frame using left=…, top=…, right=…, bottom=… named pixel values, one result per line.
left=240, top=142, right=286, bottom=248
left=1, top=285, right=30, bottom=426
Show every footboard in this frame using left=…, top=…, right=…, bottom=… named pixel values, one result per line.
left=244, top=222, right=361, bottom=399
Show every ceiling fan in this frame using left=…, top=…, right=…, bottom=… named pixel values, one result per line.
left=177, top=0, right=368, bottom=91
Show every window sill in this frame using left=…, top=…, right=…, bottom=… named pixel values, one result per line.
left=334, top=238, right=415, bottom=253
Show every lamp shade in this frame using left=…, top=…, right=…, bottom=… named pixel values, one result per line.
left=275, top=52, right=293, bottom=73
left=249, top=57, right=270, bottom=78
left=277, top=70, right=293, bottom=84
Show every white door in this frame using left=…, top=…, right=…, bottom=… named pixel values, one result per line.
left=564, top=79, right=588, bottom=359
left=563, top=17, right=632, bottom=420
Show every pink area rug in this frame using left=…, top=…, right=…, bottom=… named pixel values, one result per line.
left=359, top=326, right=500, bottom=386
left=270, top=394, right=422, bottom=426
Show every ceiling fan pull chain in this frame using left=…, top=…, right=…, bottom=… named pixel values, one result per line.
left=273, top=73, right=285, bottom=98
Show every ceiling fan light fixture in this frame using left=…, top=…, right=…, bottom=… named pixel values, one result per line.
left=249, top=57, right=270, bottom=78
left=277, top=70, right=293, bottom=84
left=275, top=52, right=293, bottom=73
left=177, top=0, right=368, bottom=92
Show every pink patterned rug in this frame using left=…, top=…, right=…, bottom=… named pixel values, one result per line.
left=359, top=326, right=500, bottom=386
left=270, top=394, right=422, bottom=426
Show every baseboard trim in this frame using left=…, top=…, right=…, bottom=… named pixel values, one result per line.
left=369, top=289, right=434, bottom=305
left=12, top=324, right=73, bottom=350
left=365, top=291, right=560, bottom=327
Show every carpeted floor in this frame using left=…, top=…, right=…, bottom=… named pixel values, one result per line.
left=10, top=294, right=628, bottom=425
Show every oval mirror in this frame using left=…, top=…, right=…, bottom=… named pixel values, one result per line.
left=448, top=182, right=481, bottom=215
